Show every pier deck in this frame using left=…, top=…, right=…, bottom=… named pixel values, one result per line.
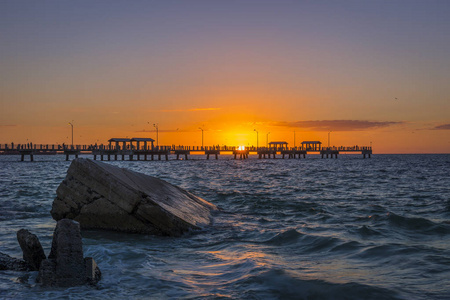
left=1, top=143, right=372, bottom=161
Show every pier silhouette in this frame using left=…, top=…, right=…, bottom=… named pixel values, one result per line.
left=1, top=139, right=372, bottom=161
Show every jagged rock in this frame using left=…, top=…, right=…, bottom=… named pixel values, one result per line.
left=37, top=219, right=101, bottom=287
left=51, top=158, right=217, bottom=236
left=16, top=229, right=46, bottom=271
left=0, top=252, right=29, bottom=271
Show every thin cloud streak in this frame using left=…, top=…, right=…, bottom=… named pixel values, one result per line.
left=432, top=124, right=450, bottom=130
left=150, top=108, right=221, bottom=113
left=135, top=129, right=191, bottom=133
left=273, top=120, right=402, bottom=131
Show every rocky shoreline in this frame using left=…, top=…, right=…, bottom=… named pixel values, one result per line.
left=1, top=158, right=217, bottom=287
left=1, top=219, right=101, bottom=287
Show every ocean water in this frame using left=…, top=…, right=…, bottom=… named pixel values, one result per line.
left=0, top=154, right=449, bottom=300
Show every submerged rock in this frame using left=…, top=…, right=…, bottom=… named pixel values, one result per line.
left=51, top=158, right=217, bottom=236
left=16, top=229, right=46, bottom=271
left=0, top=252, right=29, bottom=271
left=37, top=219, right=101, bottom=286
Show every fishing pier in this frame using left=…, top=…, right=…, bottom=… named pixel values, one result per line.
left=1, top=139, right=372, bottom=161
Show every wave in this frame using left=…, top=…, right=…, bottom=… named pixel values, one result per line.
left=387, top=212, right=450, bottom=235
left=235, top=269, right=403, bottom=300
left=356, top=225, right=383, bottom=237
left=262, top=229, right=348, bottom=254
left=263, top=229, right=304, bottom=246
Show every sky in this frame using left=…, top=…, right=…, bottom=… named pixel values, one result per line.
left=1, top=0, right=449, bottom=153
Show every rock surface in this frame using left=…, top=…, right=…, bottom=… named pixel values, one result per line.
left=0, top=252, right=29, bottom=271
left=85, top=257, right=102, bottom=285
left=51, top=158, right=217, bottom=236
left=37, top=219, right=101, bottom=286
left=16, top=229, right=46, bottom=271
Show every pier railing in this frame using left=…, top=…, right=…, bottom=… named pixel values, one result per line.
left=1, top=143, right=372, bottom=153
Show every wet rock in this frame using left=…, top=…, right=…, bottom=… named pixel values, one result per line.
left=85, top=257, right=101, bottom=285
left=0, top=252, right=29, bottom=271
left=16, top=229, right=46, bottom=271
left=51, top=158, right=217, bottom=236
left=37, top=219, right=101, bottom=287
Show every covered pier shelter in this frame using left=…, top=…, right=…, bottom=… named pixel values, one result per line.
left=131, top=138, right=155, bottom=150
left=108, top=138, right=130, bottom=150
left=108, top=138, right=155, bottom=150
left=301, top=141, right=322, bottom=151
left=268, top=141, right=289, bottom=150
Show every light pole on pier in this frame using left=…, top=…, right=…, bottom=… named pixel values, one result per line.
left=254, top=129, right=258, bottom=149
left=266, top=132, right=270, bottom=147
left=294, top=131, right=296, bottom=148
left=68, top=122, right=74, bottom=147
left=199, top=127, right=204, bottom=148
left=328, top=131, right=332, bottom=149
left=153, top=123, right=159, bottom=147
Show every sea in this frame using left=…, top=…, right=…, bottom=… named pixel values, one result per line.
left=0, top=154, right=449, bottom=300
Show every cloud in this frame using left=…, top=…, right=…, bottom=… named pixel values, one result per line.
left=273, top=120, right=402, bottom=131
left=151, top=108, right=221, bottom=112
left=432, top=123, right=450, bottom=130
left=188, top=108, right=221, bottom=112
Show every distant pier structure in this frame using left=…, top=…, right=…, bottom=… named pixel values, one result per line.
left=1, top=138, right=372, bottom=161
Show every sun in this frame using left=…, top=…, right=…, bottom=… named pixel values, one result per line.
left=237, top=145, right=245, bottom=150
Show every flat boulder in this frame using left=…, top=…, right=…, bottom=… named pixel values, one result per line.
left=51, top=158, right=217, bottom=236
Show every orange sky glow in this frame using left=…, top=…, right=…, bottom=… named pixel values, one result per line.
left=1, top=1, right=449, bottom=153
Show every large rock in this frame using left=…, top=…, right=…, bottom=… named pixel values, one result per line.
left=37, top=219, right=101, bottom=286
left=51, top=158, right=217, bottom=236
left=17, top=229, right=46, bottom=271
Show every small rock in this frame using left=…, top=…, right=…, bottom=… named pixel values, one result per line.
left=37, top=219, right=101, bottom=287
left=0, top=252, right=29, bottom=271
left=17, top=229, right=46, bottom=271
left=85, top=257, right=101, bottom=285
